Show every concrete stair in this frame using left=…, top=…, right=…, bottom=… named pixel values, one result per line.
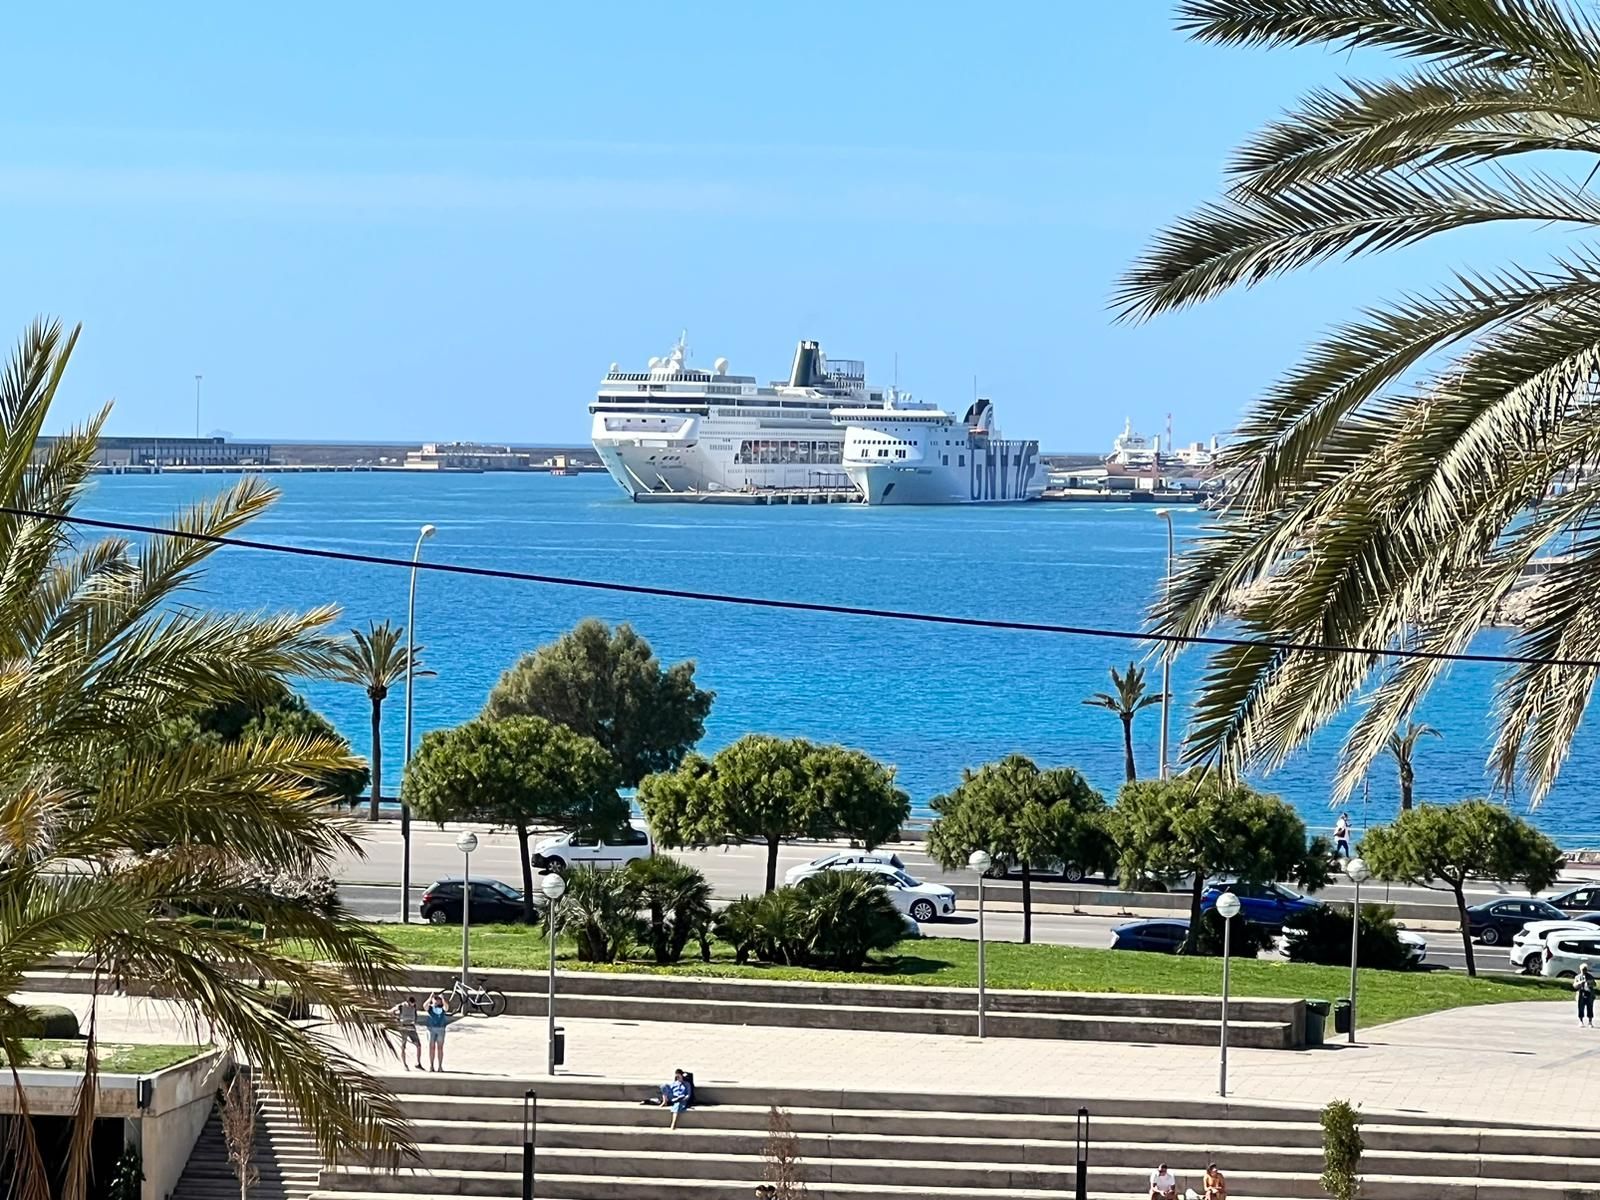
left=172, top=1078, right=321, bottom=1200
left=22, top=958, right=1308, bottom=1049
left=308, top=1075, right=1600, bottom=1200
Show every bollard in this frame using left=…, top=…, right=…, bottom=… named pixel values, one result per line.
left=1075, top=1106, right=1089, bottom=1200
left=522, top=1089, right=537, bottom=1200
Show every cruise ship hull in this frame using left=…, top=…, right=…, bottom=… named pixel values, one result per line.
left=591, top=411, right=849, bottom=498
left=846, top=448, right=1046, bottom=505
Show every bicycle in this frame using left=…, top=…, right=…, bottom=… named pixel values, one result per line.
left=444, top=976, right=507, bottom=1018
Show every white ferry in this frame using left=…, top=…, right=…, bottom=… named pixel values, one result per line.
left=590, top=337, right=882, bottom=498
left=834, top=396, right=1046, bottom=505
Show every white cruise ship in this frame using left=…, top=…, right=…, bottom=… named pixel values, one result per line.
left=834, top=396, right=1046, bottom=505
left=590, top=337, right=884, bottom=498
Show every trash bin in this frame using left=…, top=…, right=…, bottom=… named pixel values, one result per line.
left=1304, top=1000, right=1330, bottom=1046
left=553, top=1026, right=566, bottom=1067
left=1333, top=999, right=1352, bottom=1035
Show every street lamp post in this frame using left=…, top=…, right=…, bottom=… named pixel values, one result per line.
left=541, top=871, right=567, bottom=1075
left=400, top=523, right=437, bottom=923
left=1154, top=507, right=1175, bottom=779
left=1346, top=856, right=1370, bottom=1044
left=968, top=850, right=992, bottom=1038
left=1215, top=890, right=1242, bottom=1097
left=457, top=831, right=478, bottom=985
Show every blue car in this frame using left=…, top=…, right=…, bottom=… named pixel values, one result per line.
left=1110, top=918, right=1190, bottom=953
left=1201, top=880, right=1317, bottom=927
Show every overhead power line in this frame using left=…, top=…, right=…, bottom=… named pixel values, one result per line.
left=6, top=504, right=1594, bottom=670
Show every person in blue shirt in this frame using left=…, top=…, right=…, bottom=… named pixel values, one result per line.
left=654, top=1068, right=693, bottom=1129
left=424, top=993, right=452, bottom=1072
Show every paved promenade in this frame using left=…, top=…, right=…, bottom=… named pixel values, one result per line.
left=27, top=988, right=1600, bottom=1127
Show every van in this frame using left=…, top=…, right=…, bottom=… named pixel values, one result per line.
left=531, top=819, right=653, bottom=872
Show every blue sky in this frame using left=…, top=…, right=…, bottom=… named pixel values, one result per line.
left=0, top=2, right=1522, bottom=450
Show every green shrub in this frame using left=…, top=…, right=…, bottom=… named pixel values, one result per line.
left=716, top=874, right=906, bottom=969
left=1320, top=1099, right=1363, bottom=1200
left=716, top=889, right=809, bottom=965
left=1283, top=902, right=1413, bottom=971
left=556, top=867, right=641, bottom=963
left=110, top=1143, right=143, bottom=1200
left=1190, top=910, right=1274, bottom=958
left=23, top=1005, right=81, bottom=1039
left=793, top=871, right=906, bottom=970
left=626, top=856, right=713, bottom=965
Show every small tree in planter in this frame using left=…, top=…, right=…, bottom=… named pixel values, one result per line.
left=220, top=1069, right=259, bottom=1200
left=762, top=1105, right=806, bottom=1198
left=1320, top=1099, right=1363, bottom=1200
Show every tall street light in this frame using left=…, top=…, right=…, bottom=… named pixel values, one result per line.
left=968, top=850, right=992, bottom=1039
left=400, top=523, right=437, bottom=923
left=542, top=871, right=567, bottom=1075
left=1154, top=507, right=1175, bottom=779
left=1215, top=890, right=1242, bottom=1097
left=457, top=831, right=478, bottom=985
left=1346, top=856, right=1370, bottom=1044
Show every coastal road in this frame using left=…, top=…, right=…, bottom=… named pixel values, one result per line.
left=335, top=823, right=1589, bottom=914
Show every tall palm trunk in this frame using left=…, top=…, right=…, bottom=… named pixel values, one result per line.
left=1120, top=713, right=1136, bottom=782
left=1399, top=761, right=1414, bottom=812
left=367, top=695, right=383, bottom=822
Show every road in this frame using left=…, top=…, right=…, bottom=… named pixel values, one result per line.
left=331, top=832, right=1516, bottom=979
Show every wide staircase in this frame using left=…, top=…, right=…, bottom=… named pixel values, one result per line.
left=172, top=1078, right=321, bottom=1200
left=309, top=1074, right=1600, bottom=1200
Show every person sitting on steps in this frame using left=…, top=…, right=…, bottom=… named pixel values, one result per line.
left=1149, top=1161, right=1179, bottom=1200
left=651, top=1068, right=694, bottom=1129
left=1203, top=1161, right=1228, bottom=1199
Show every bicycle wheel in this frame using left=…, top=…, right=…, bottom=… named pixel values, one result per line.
left=484, top=990, right=507, bottom=1018
left=444, top=989, right=463, bottom=1015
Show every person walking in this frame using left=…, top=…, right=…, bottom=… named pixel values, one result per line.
left=1576, top=964, right=1596, bottom=1028
left=391, top=995, right=423, bottom=1070
left=1333, top=812, right=1351, bottom=859
left=424, top=992, right=452, bottom=1071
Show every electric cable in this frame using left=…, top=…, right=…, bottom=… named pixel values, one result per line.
left=5, top=504, right=1593, bottom=669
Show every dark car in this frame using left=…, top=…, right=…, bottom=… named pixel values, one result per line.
left=1551, top=885, right=1600, bottom=916
left=1467, top=897, right=1569, bottom=945
left=1110, top=918, right=1189, bottom=953
left=419, top=877, right=535, bottom=925
left=1200, top=880, right=1317, bottom=928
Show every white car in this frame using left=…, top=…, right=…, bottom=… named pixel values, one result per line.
left=784, top=849, right=905, bottom=886
left=1541, top=931, right=1600, bottom=978
left=1396, top=928, right=1428, bottom=967
left=1511, top=919, right=1600, bottom=974
left=531, top=820, right=652, bottom=871
left=838, top=863, right=956, bottom=924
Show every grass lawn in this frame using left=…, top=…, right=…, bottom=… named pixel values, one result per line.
left=5, top=1040, right=212, bottom=1073
left=372, top=923, right=1567, bottom=1028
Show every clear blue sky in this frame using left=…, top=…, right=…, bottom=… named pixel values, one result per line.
left=0, top=2, right=1507, bottom=450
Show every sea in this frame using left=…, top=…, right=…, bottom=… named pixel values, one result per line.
left=75, top=470, right=1600, bottom=847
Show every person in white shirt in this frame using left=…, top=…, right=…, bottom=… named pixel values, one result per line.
left=1149, top=1162, right=1179, bottom=1200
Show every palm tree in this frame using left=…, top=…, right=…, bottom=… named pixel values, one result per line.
left=1118, top=0, right=1600, bottom=805
left=330, top=620, right=429, bottom=821
left=1385, top=720, right=1442, bottom=812
left=0, top=320, right=412, bottom=1197
left=1083, top=661, right=1163, bottom=781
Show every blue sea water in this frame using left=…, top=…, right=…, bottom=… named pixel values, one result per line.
left=74, top=471, right=1600, bottom=846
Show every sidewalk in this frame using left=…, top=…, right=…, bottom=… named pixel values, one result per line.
left=25, top=989, right=1600, bottom=1127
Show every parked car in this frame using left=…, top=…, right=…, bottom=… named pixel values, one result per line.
left=1509, top=914, right=1600, bottom=973
left=531, top=820, right=653, bottom=871
left=1467, top=897, right=1570, bottom=946
left=838, top=863, right=957, bottom=923
left=1550, top=884, right=1600, bottom=916
left=980, top=855, right=1101, bottom=884
left=1110, top=918, right=1189, bottom=953
left=784, top=849, right=905, bottom=885
left=1541, top=931, right=1600, bottom=978
left=1200, top=880, right=1317, bottom=927
left=419, top=877, right=534, bottom=925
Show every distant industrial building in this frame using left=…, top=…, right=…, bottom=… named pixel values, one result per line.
left=405, top=442, right=534, bottom=471
left=33, top=435, right=273, bottom=468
